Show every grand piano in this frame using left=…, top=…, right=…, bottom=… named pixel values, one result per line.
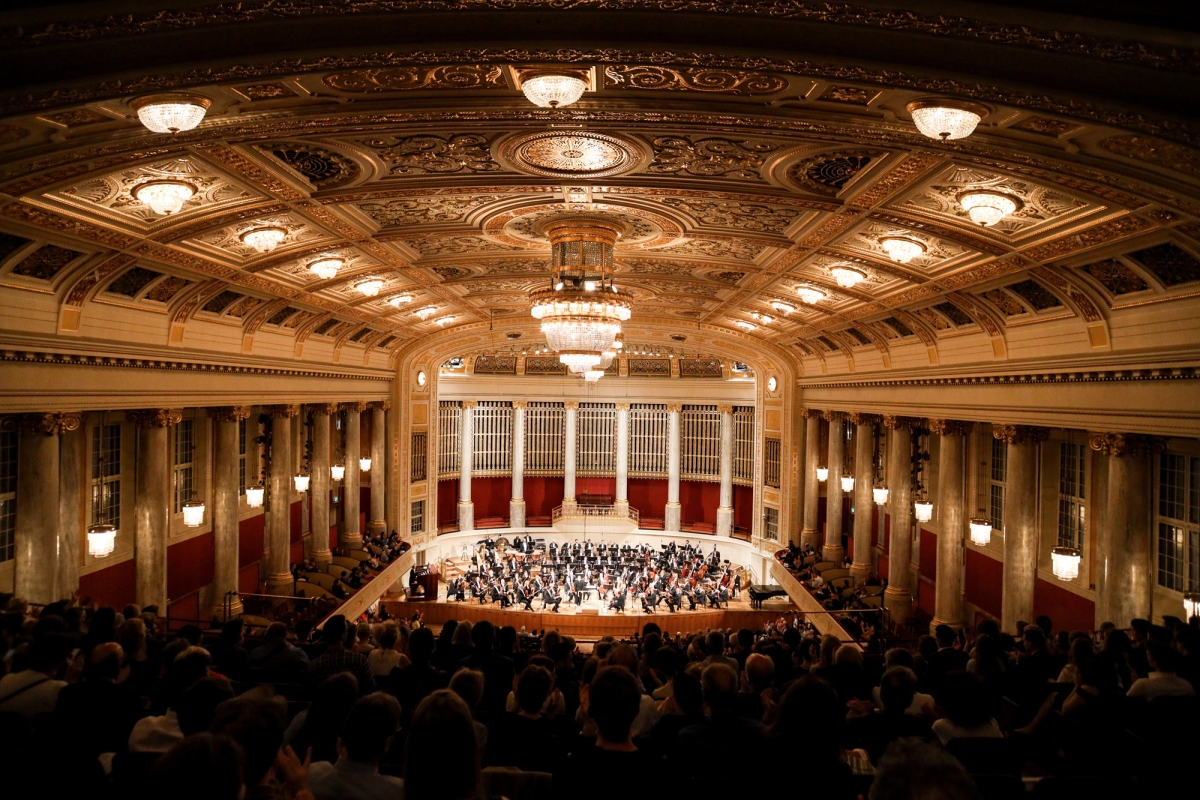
left=748, top=584, right=788, bottom=609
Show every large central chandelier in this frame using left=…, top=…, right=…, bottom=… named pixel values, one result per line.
left=530, top=216, right=634, bottom=374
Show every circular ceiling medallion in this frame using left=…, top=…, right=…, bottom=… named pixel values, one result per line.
left=497, top=131, right=645, bottom=178
left=502, top=205, right=664, bottom=246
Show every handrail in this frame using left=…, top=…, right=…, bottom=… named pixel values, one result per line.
left=317, top=547, right=415, bottom=629
left=552, top=504, right=640, bottom=523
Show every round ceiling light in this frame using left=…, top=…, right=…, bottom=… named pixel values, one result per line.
left=771, top=300, right=796, bottom=315
left=356, top=279, right=384, bottom=297
left=521, top=73, right=588, bottom=108
left=831, top=265, right=867, bottom=289
left=87, top=524, right=117, bottom=559
left=796, top=285, right=827, bottom=305
left=414, top=306, right=436, bottom=320
left=308, top=258, right=343, bottom=280
left=906, top=99, right=988, bottom=141
left=240, top=227, right=287, bottom=254
left=435, top=315, right=456, bottom=326
left=131, top=93, right=211, bottom=133
left=559, top=351, right=602, bottom=370
left=880, top=236, right=927, bottom=264
left=736, top=320, right=756, bottom=331
left=583, top=369, right=605, bottom=384
left=388, top=293, right=414, bottom=308
left=133, top=180, right=196, bottom=216
left=958, top=190, right=1022, bottom=227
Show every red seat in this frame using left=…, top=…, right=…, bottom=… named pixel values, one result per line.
left=526, top=516, right=552, bottom=527
left=475, top=516, right=507, bottom=529
left=640, top=518, right=664, bottom=530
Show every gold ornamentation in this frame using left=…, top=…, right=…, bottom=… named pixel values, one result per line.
left=822, top=410, right=848, bottom=422
left=563, top=401, right=579, bottom=410
left=367, top=400, right=392, bottom=411
left=992, top=424, right=1049, bottom=444
left=1082, top=259, right=1148, bottom=295
left=1087, top=432, right=1166, bottom=457
left=129, top=408, right=183, bottom=428
left=882, top=415, right=922, bottom=430
left=615, top=402, right=631, bottom=411
left=1030, top=267, right=1103, bottom=322
left=262, top=404, right=301, bottom=418
left=628, top=358, right=671, bottom=377
left=717, top=404, right=734, bottom=414
left=361, top=133, right=500, bottom=175
left=800, top=408, right=823, bottom=419
left=499, top=131, right=644, bottom=178
left=9, top=412, right=84, bottom=436
left=848, top=412, right=881, bottom=425
left=789, top=151, right=881, bottom=196
left=264, top=144, right=361, bottom=189
left=207, top=406, right=252, bottom=422
left=10, top=245, right=81, bottom=281
left=847, top=153, right=942, bottom=209
left=1011, top=116, right=1083, bottom=138
left=1100, top=135, right=1200, bottom=179
left=647, top=135, right=777, bottom=180
left=324, top=65, right=505, bottom=93
left=667, top=403, right=683, bottom=413
left=358, top=194, right=502, bottom=227
left=1022, top=215, right=1154, bottom=263
left=306, top=402, right=342, bottom=414
left=678, top=357, right=723, bottom=377
left=603, top=64, right=787, bottom=95
left=928, top=419, right=973, bottom=436
left=657, top=196, right=800, bottom=234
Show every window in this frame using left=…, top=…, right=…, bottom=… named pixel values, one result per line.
left=173, top=419, right=194, bottom=514
left=1156, top=452, right=1200, bottom=592
left=1057, top=441, right=1086, bottom=550
left=0, top=430, right=15, bottom=563
left=989, top=437, right=1006, bottom=531
left=765, top=438, right=781, bottom=489
left=411, top=500, right=425, bottom=534
left=411, top=431, right=428, bottom=482
left=763, top=506, right=779, bottom=541
left=238, top=416, right=247, bottom=496
left=91, top=423, right=121, bottom=531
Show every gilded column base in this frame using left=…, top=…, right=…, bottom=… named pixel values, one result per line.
left=265, top=572, right=294, bottom=599
left=929, top=616, right=962, bottom=635
left=664, top=502, right=681, bottom=532
left=821, top=544, right=845, bottom=563
left=339, top=532, right=364, bottom=550
left=367, top=519, right=387, bottom=535
left=716, top=506, right=734, bottom=537
left=311, top=548, right=333, bottom=567
left=849, top=562, right=871, bottom=583
left=799, top=528, right=821, bottom=552
left=883, top=586, right=912, bottom=624
left=212, top=597, right=244, bottom=621
left=509, top=499, right=526, bottom=529
left=457, top=500, right=474, bottom=532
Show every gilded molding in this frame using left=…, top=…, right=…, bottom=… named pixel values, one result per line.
left=367, top=400, right=392, bottom=411
left=992, top=424, right=1049, bottom=444
left=261, top=404, right=301, bottom=418
left=460, top=400, right=478, bottom=410
left=882, top=415, right=922, bottom=430
left=564, top=401, right=579, bottom=410
left=928, top=419, right=973, bottom=436
left=717, top=404, right=734, bottom=414
left=800, top=407, right=823, bottom=419
left=848, top=412, right=881, bottom=426
left=801, top=366, right=1199, bottom=390
left=340, top=401, right=369, bottom=413
left=822, top=410, right=848, bottom=422
left=615, top=402, right=631, bottom=411
left=3, top=411, right=85, bottom=436
left=306, top=402, right=341, bottom=415
left=207, top=405, right=252, bottom=422
left=666, top=403, right=682, bottom=413
left=128, top=408, right=183, bottom=428
left=513, top=400, right=528, bottom=410
left=1088, top=431, right=1167, bottom=457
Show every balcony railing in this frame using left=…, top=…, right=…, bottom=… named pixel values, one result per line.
left=552, top=503, right=640, bottom=524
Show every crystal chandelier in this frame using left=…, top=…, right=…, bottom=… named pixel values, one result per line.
left=87, top=523, right=117, bottom=559
left=357, top=279, right=384, bottom=297
left=359, top=457, right=372, bottom=472
left=521, top=72, right=588, bottom=108
left=293, top=474, right=310, bottom=492
left=331, top=464, right=346, bottom=481
left=182, top=500, right=206, bottom=528
left=906, top=99, right=988, bottom=140
left=133, top=180, right=196, bottom=215
left=873, top=486, right=889, bottom=505
left=435, top=316, right=456, bottom=326
left=388, top=294, right=413, bottom=307
left=796, top=285, right=826, bottom=305
left=530, top=217, right=633, bottom=366
left=816, top=467, right=829, bottom=482
left=1051, top=546, right=1081, bottom=581
left=958, top=191, right=1021, bottom=227
left=583, top=369, right=604, bottom=383
left=414, top=306, right=437, bottom=321
left=840, top=474, right=855, bottom=492
left=241, top=227, right=287, bottom=253
left=914, top=496, right=933, bottom=522
left=246, top=485, right=265, bottom=507
left=771, top=300, right=796, bottom=315
left=131, top=93, right=211, bottom=133
left=880, top=236, right=926, bottom=264
left=736, top=320, right=756, bottom=331
left=831, top=265, right=867, bottom=289
left=1184, top=592, right=1200, bottom=620
left=750, top=312, right=773, bottom=324
left=309, top=258, right=342, bottom=280
left=969, top=517, right=993, bottom=546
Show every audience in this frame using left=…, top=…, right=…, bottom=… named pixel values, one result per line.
left=307, top=692, right=405, bottom=800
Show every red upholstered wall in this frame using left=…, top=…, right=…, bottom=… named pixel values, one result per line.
left=329, top=525, right=338, bottom=552
left=238, top=563, right=259, bottom=595
left=576, top=476, right=616, bottom=498
left=918, top=580, right=936, bottom=617
left=290, top=540, right=305, bottom=564
left=167, top=531, right=214, bottom=601
left=817, top=496, right=827, bottom=535
left=877, top=553, right=889, bottom=580
left=168, top=593, right=200, bottom=626
left=628, top=478, right=668, bottom=518
left=437, top=479, right=458, bottom=527
left=1035, top=578, right=1096, bottom=632
left=239, top=513, right=265, bottom=569
left=524, top=476, right=565, bottom=518
left=872, top=508, right=881, bottom=546
left=919, top=529, right=937, bottom=580
left=472, top=476, right=513, bottom=519
left=360, top=487, right=371, bottom=519
left=966, top=548, right=1003, bottom=619
left=679, top=480, right=720, bottom=525
left=79, top=558, right=136, bottom=609
left=882, top=513, right=891, bottom=553
left=733, top=485, right=754, bottom=532
left=290, top=500, right=303, bottom=544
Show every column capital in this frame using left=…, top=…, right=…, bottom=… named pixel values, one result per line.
left=667, top=403, right=682, bottom=413
left=514, top=400, right=528, bottom=410
left=128, top=408, right=183, bottom=428
left=929, top=419, right=973, bottom=437
left=717, top=404, right=734, bottom=414
left=261, top=404, right=300, bottom=419
left=306, top=402, right=340, bottom=415
left=883, top=415, right=922, bottom=430
left=1088, top=432, right=1167, bottom=457
left=800, top=407, right=823, bottom=419
left=207, top=406, right=251, bottom=422
left=564, top=401, right=579, bottom=410
left=823, top=410, right=848, bottom=422
left=461, top=400, right=478, bottom=410
left=848, top=412, right=881, bottom=426
left=615, top=402, right=631, bottom=411
left=3, top=412, right=85, bottom=436
left=367, top=400, right=392, bottom=411
left=993, top=424, right=1049, bottom=444
left=340, top=401, right=368, bottom=414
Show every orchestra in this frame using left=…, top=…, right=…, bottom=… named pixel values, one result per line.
left=443, top=537, right=740, bottom=614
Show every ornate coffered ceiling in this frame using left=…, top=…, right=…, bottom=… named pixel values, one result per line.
left=0, top=2, right=1197, bottom=378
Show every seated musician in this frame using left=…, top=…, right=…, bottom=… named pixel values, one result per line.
left=543, top=582, right=562, bottom=613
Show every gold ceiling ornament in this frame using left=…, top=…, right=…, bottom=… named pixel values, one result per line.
left=240, top=226, right=287, bottom=253
left=498, top=130, right=645, bottom=178
left=129, top=93, right=211, bottom=133
left=879, top=235, right=927, bottom=263
left=132, top=179, right=196, bottom=216
left=308, top=257, right=342, bottom=280
left=906, top=98, right=990, bottom=140
left=519, top=70, right=589, bottom=108
left=958, top=190, right=1023, bottom=227
left=830, top=264, right=867, bottom=288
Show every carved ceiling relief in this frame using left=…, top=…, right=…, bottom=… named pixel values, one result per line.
left=263, top=145, right=361, bottom=189
left=1081, top=259, right=1150, bottom=296
left=656, top=196, right=801, bottom=234
left=191, top=213, right=322, bottom=259
left=323, top=65, right=507, bottom=93
left=646, top=136, right=779, bottom=180
left=402, top=234, right=524, bottom=256
left=355, top=194, right=504, bottom=228
left=787, top=151, right=882, bottom=196
left=900, top=167, right=1091, bottom=235
left=602, top=65, right=788, bottom=95
left=500, top=205, right=662, bottom=245
left=649, top=237, right=769, bottom=262
left=359, top=133, right=501, bottom=176
left=840, top=220, right=971, bottom=269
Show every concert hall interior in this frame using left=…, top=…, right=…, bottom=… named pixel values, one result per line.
left=0, top=2, right=1198, bottom=799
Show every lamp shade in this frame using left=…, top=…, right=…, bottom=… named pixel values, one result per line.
left=816, top=467, right=829, bottom=482
left=1051, top=546, right=1081, bottom=581
left=873, top=486, right=889, bottom=506
left=331, top=464, right=345, bottom=481
left=840, top=475, right=855, bottom=492
left=1184, top=592, right=1200, bottom=620
left=87, top=524, right=117, bottom=558
left=182, top=501, right=205, bottom=528
left=359, top=457, right=372, bottom=472
left=914, top=500, right=934, bottom=522
left=245, top=485, right=264, bottom=508
left=969, top=518, right=993, bottom=546
left=293, top=473, right=311, bottom=492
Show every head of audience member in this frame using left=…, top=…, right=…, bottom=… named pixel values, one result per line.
left=28, top=632, right=73, bottom=676
left=972, top=634, right=1005, bottom=674
left=264, top=621, right=288, bottom=644
left=149, top=733, right=245, bottom=800
left=977, top=618, right=1001, bottom=641
left=589, top=666, right=643, bottom=749
left=294, top=620, right=314, bottom=644
left=451, top=620, right=473, bottom=648
left=1036, top=615, right=1054, bottom=638
left=917, top=635, right=938, bottom=662
left=607, top=644, right=639, bottom=677
left=935, top=625, right=956, bottom=649
left=835, top=643, right=864, bottom=669
left=1146, top=640, right=1180, bottom=675
left=705, top=630, right=726, bottom=658
left=84, top=641, right=124, bottom=681
left=449, top=668, right=485, bottom=716
left=210, top=695, right=287, bottom=789
left=884, top=647, right=916, bottom=672
left=117, top=617, right=148, bottom=661
left=405, top=690, right=480, bottom=800
left=672, top=671, right=704, bottom=719
left=356, top=621, right=372, bottom=644
left=1130, top=618, right=1150, bottom=643
left=471, top=619, right=495, bottom=653
left=878, top=667, right=918, bottom=715
left=296, top=672, right=360, bottom=761
left=766, top=675, right=844, bottom=763
left=177, top=676, right=235, bottom=735
left=376, top=622, right=399, bottom=652
left=819, top=634, right=841, bottom=667
left=700, top=663, right=739, bottom=717
left=175, top=624, right=203, bottom=648
left=339, top=693, right=402, bottom=765
left=868, top=739, right=982, bottom=800
left=1022, top=624, right=1047, bottom=654
left=1067, top=636, right=1094, bottom=673
left=744, top=653, right=775, bottom=693
left=409, top=626, right=435, bottom=666
left=498, top=625, right=516, bottom=654
left=219, top=618, right=244, bottom=649
left=323, top=615, right=349, bottom=647
left=938, top=671, right=992, bottom=729
left=515, top=664, right=554, bottom=717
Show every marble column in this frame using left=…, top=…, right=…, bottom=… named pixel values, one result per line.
left=716, top=404, right=735, bottom=537
left=823, top=411, right=847, bottom=562
left=615, top=403, right=630, bottom=514
left=850, top=413, right=879, bottom=583
left=12, top=413, right=81, bottom=604
left=995, top=424, right=1047, bottom=632
left=1091, top=433, right=1158, bottom=626
left=563, top=401, right=578, bottom=505
left=342, top=402, right=365, bottom=548
left=930, top=419, right=971, bottom=632
left=263, top=405, right=298, bottom=596
left=510, top=401, right=526, bottom=528
left=368, top=402, right=388, bottom=534
left=665, top=403, right=681, bottom=532
left=883, top=416, right=918, bottom=623
left=57, top=418, right=86, bottom=600
left=130, top=409, right=181, bottom=612
left=801, top=410, right=822, bottom=552
left=457, top=400, right=475, bottom=531
left=309, top=404, right=334, bottom=566
left=208, top=406, right=250, bottom=618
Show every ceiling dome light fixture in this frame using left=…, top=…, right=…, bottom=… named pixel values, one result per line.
left=387, top=294, right=414, bottom=308
left=880, top=236, right=927, bottom=264
left=969, top=517, right=993, bottom=546
left=435, top=315, right=456, bottom=326
left=906, top=98, right=989, bottom=141
left=87, top=523, right=117, bottom=559
left=414, top=306, right=437, bottom=320
left=559, top=351, right=602, bottom=370
left=356, top=279, right=384, bottom=297
left=240, top=227, right=287, bottom=254
left=736, top=320, right=756, bottom=331
left=520, top=72, right=588, bottom=108
left=245, top=485, right=264, bottom=508
left=133, top=180, right=196, bottom=216
left=771, top=300, right=796, bottom=315
left=130, top=93, right=212, bottom=133
left=873, top=486, right=890, bottom=506
left=583, top=369, right=605, bottom=384
left=293, top=473, right=311, bottom=492
left=308, top=258, right=343, bottom=280
left=796, top=285, right=827, bottom=305
left=958, top=190, right=1022, bottom=227
left=830, top=265, right=867, bottom=289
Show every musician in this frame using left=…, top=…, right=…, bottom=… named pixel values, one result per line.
left=543, top=582, right=562, bottom=613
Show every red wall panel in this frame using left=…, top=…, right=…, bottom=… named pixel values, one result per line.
left=919, top=529, right=937, bottom=581
left=917, top=580, right=936, bottom=617
left=290, top=500, right=303, bottom=544
left=360, top=487, right=371, bottom=519
left=817, top=495, right=827, bottom=536
left=877, top=553, right=889, bottom=580
left=472, top=476, right=512, bottom=520
left=872, top=508, right=880, bottom=546
left=167, top=530, right=214, bottom=601
left=290, top=540, right=305, bottom=565
left=329, top=525, right=338, bottom=552
left=168, top=593, right=200, bottom=627
left=524, top=476, right=565, bottom=519
left=966, top=548, right=1003, bottom=619
left=576, top=476, right=616, bottom=499
left=238, top=513, right=265, bottom=569
left=238, top=563, right=260, bottom=595
left=1034, top=579, right=1096, bottom=632
left=679, top=480, right=720, bottom=525
left=437, top=479, right=458, bottom=526
left=733, top=485, right=754, bottom=532
left=883, top=513, right=891, bottom=554
left=78, top=558, right=136, bottom=609
left=628, top=478, right=668, bottom=519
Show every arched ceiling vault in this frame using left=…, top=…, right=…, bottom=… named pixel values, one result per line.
left=0, top=2, right=1198, bottom=381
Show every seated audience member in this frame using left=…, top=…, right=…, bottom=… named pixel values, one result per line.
left=390, top=626, right=449, bottom=727
left=176, top=676, right=235, bottom=737
left=931, top=671, right=1003, bottom=745
left=308, top=692, right=405, bottom=800
left=54, top=641, right=142, bottom=756
left=366, top=621, right=409, bottom=678
left=647, top=670, right=704, bottom=758
left=404, top=690, right=482, bottom=800
left=868, top=739, right=981, bottom=800
left=209, top=695, right=293, bottom=800
left=458, top=620, right=514, bottom=717
left=925, top=625, right=968, bottom=692
left=309, top=615, right=376, bottom=694
left=288, top=672, right=360, bottom=765
left=448, top=668, right=490, bottom=758
left=736, top=652, right=776, bottom=720
left=210, top=618, right=250, bottom=681
left=868, top=649, right=935, bottom=715
left=678, top=664, right=763, bottom=789
left=1126, top=641, right=1196, bottom=698
left=568, top=666, right=658, bottom=798
left=765, top=675, right=858, bottom=799
left=847, top=667, right=933, bottom=763
left=0, top=632, right=72, bottom=719
left=148, top=733, right=246, bottom=800
left=353, top=622, right=375, bottom=654
left=129, top=647, right=214, bottom=753
left=160, top=624, right=203, bottom=666
left=248, top=622, right=310, bottom=681
left=491, top=663, right=565, bottom=772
